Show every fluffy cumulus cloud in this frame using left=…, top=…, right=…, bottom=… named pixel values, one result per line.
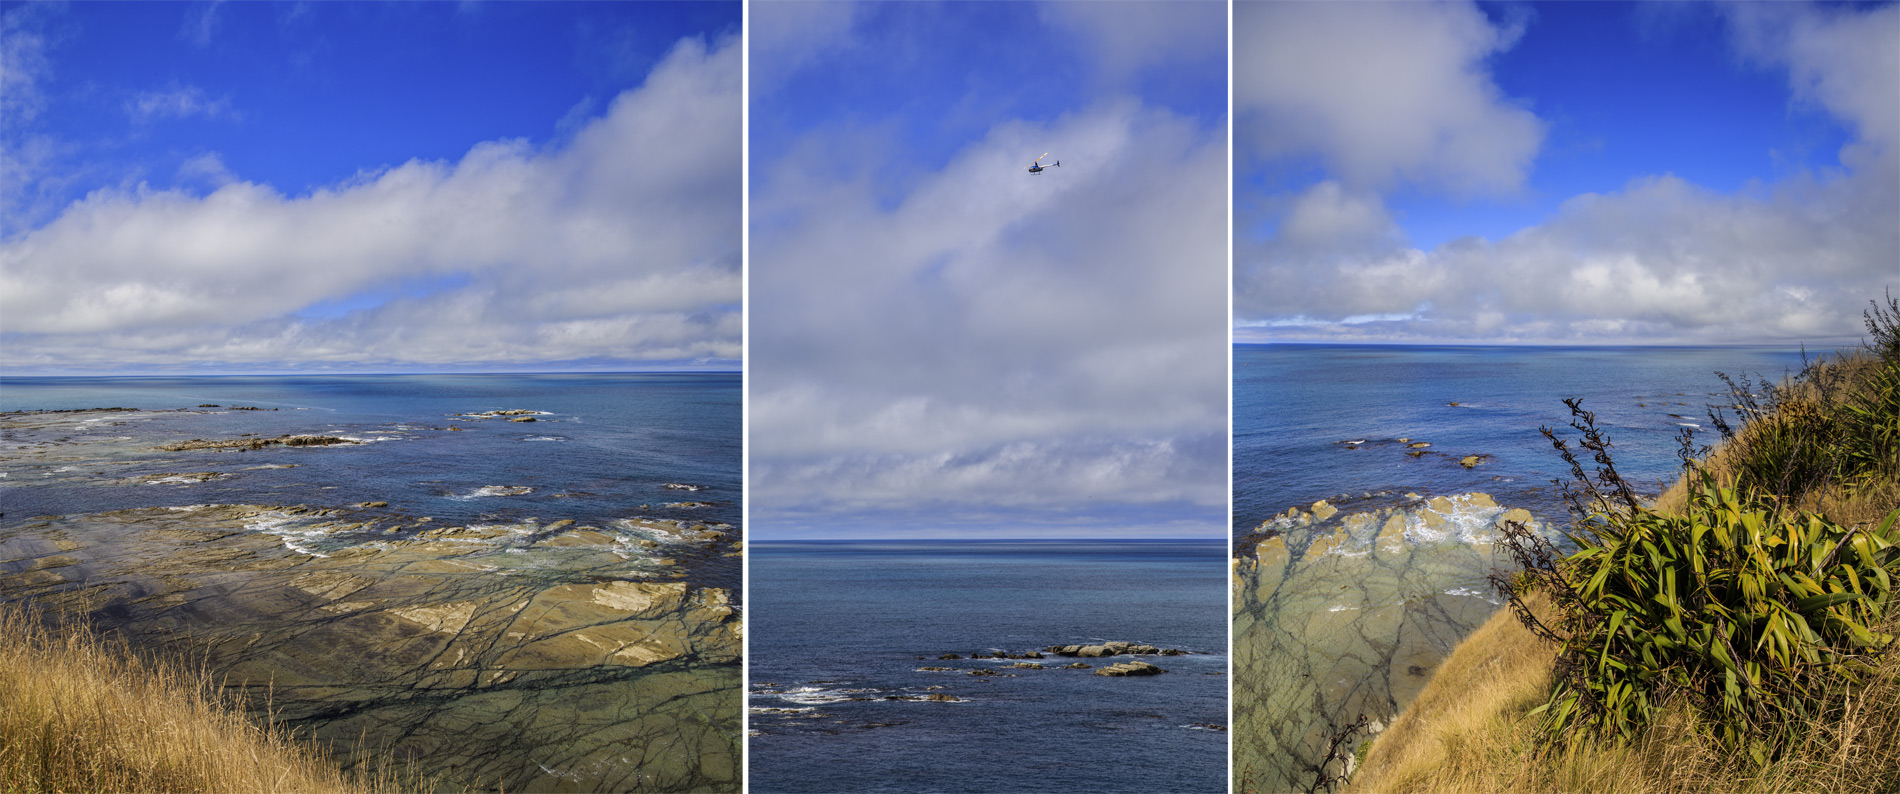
left=751, top=99, right=1228, bottom=534
left=0, top=36, right=741, bottom=370
left=746, top=1, right=859, bottom=94
left=1235, top=1, right=1899, bottom=345
left=1038, top=1, right=1224, bottom=86
left=1236, top=0, right=1543, bottom=195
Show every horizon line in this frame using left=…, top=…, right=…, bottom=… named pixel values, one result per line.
left=0, top=367, right=742, bottom=378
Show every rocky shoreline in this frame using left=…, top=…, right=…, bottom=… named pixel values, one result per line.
left=1232, top=491, right=1548, bottom=793
left=0, top=502, right=741, bottom=792
left=1, top=405, right=742, bottom=792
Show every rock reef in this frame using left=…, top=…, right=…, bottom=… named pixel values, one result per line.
left=159, top=434, right=356, bottom=452
left=1232, top=492, right=1544, bottom=793
left=0, top=503, right=740, bottom=793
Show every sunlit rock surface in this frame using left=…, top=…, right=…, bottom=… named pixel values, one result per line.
left=1231, top=493, right=1543, bottom=793
left=0, top=410, right=740, bottom=792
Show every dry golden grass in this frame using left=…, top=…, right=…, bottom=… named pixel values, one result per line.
left=0, top=602, right=418, bottom=794
left=1348, top=596, right=1900, bottom=794
left=1349, top=347, right=1900, bottom=794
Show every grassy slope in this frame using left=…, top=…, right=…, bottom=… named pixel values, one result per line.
left=0, top=602, right=415, bottom=793
left=1348, top=346, right=1900, bottom=794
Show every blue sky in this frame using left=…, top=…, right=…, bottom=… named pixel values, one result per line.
left=749, top=1, right=1228, bottom=539
left=1235, top=0, right=1898, bottom=344
left=1, top=1, right=740, bottom=373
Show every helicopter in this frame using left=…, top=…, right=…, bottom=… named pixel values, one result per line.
left=1025, top=153, right=1059, bottom=174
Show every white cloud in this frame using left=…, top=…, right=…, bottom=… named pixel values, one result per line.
left=1235, top=0, right=1544, bottom=195
left=1235, top=1, right=1898, bottom=345
left=1, top=4, right=67, bottom=233
left=179, top=1, right=222, bottom=48
left=175, top=152, right=236, bottom=187
left=125, top=84, right=237, bottom=125
left=1039, top=0, right=1225, bottom=86
left=1727, top=1, right=1900, bottom=172
left=748, top=1, right=861, bottom=94
left=0, top=35, right=741, bottom=370
left=751, top=99, right=1228, bottom=529
left=1, top=5, right=52, bottom=128
left=1238, top=170, right=1895, bottom=344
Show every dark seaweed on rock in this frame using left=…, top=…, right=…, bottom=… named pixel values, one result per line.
left=159, top=435, right=355, bottom=452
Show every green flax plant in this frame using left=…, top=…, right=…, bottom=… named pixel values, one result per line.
left=1494, top=396, right=1900, bottom=765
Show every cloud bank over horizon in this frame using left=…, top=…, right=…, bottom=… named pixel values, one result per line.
left=749, top=1, right=1227, bottom=538
left=1235, top=1, right=1898, bottom=346
left=1, top=6, right=740, bottom=373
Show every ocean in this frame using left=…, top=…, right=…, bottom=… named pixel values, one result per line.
left=1, top=372, right=741, bottom=584
left=1234, top=344, right=1814, bottom=538
left=1230, top=343, right=1812, bottom=792
left=0, top=372, right=742, bottom=792
left=747, top=539, right=1228, bottom=793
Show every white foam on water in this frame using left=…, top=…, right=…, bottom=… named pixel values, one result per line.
left=1301, top=493, right=1550, bottom=560
left=450, top=485, right=534, bottom=500
left=144, top=473, right=228, bottom=485
left=243, top=511, right=333, bottom=557
left=776, top=686, right=879, bottom=705
left=1403, top=496, right=1506, bottom=545
left=453, top=410, right=553, bottom=419
left=612, top=517, right=693, bottom=544
left=1442, top=585, right=1502, bottom=605
left=523, top=436, right=566, bottom=442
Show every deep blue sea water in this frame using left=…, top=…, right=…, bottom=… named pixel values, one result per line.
left=1234, top=344, right=1814, bottom=540
left=0, top=372, right=740, bottom=589
left=748, top=540, right=1228, bottom=793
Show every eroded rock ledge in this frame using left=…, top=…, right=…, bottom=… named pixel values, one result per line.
left=1232, top=492, right=1547, bottom=794
left=0, top=503, right=740, bottom=793
left=158, top=434, right=357, bottom=452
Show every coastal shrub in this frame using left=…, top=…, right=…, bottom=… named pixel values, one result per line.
left=1497, top=398, right=1900, bottom=763
left=1363, top=298, right=1900, bottom=791
left=1836, top=295, right=1900, bottom=494
left=1706, top=296, right=1900, bottom=504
